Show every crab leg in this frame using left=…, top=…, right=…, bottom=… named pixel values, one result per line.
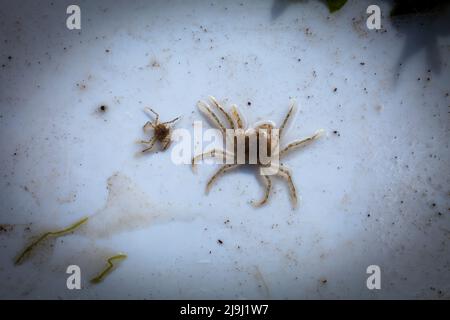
left=198, top=100, right=226, bottom=134
left=277, top=165, right=298, bottom=208
left=161, top=135, right=172, bottom=150
left=206, top=164, right=240, bottom=193
left=252, top=174, right=272, bottom=207
left=279, top=101, right=296, bottom=137
left=144, top=107, right=159, bottom=123
left=279, top=129, right=324, bottom=158
left=191, top=148, right=231, bottom=172
left=230, top=105, right=245, bottom=129
left=163, top=116, right=181, bottom=125
left=143, top=121, right=154, bottom=131
left=209, top=96, right=235, bottom=129
left=141, top=136, right=158, bottom=153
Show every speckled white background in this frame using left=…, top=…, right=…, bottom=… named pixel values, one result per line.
left=0, top=0, right=449, bottom=299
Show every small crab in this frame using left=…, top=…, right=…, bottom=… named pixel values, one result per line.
left=192, top=96, right=323, bottom=208
left=139, top=107, right=180, bottom=153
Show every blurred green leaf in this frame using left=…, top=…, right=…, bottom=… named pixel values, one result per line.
left=326, top=0, right=347, bottom=13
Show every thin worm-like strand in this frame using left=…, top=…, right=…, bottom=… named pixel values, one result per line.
left=15, top=217, right=89, bottom=265
left=209, top=96, right=235, bottom=129
left=90, top=254, right=127, bottom=284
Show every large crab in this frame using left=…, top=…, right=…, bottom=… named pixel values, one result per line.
left=192, top=96, right=323, bottom=208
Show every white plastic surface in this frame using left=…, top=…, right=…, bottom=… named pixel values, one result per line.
left=0, top=0, right=449, bottom=299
